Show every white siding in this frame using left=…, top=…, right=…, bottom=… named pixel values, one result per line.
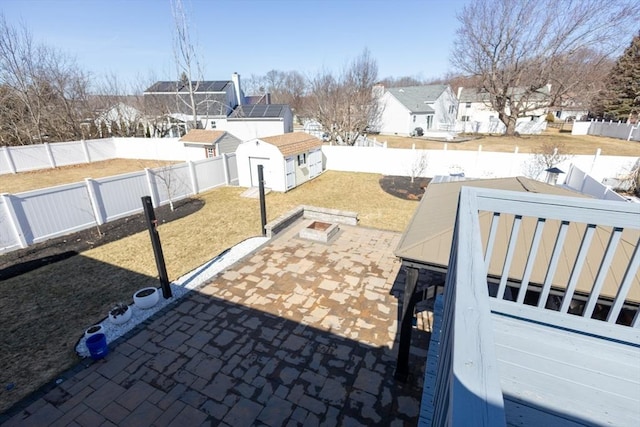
left=235, top=140, right=286, bottom=191
left=378, top=93, right=412, bottom=135
left=225, top=120, right=286, bottom=142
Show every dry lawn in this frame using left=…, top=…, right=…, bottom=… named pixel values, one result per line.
left=0, top=170, right=417, bottom=413
left=381, top=129, right=640, bottom=156
left=0, top=159, right=176, bottom=194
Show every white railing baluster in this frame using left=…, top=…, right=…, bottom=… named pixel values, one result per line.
left=538, top=221, right=570, bottom=309
left=484, top=212, right=501, bottom=273
left=497, top=215, right=522, bottom=300
left=583, top=227, right=624, bottom=319
left=517, top=218, right=546, bottom=304
left=607, top=237, right=640, bottom=324
left=560, top=224, right=597, bottom=313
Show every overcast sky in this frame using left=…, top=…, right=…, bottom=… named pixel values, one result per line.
left=1, top=0, right=469, bottom=90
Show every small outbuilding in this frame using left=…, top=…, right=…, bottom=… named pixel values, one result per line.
left=236, top=132, right=324, bottom=192
left=180, top=129, right=241, bottom=160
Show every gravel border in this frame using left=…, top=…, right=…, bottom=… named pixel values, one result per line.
left=75, top=236, right=270, bottom=357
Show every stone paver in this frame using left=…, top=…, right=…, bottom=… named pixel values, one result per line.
left=1, top=222, right=428, bottom=426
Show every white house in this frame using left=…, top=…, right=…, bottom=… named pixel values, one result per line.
left=375, top=85, right=458, bottom=137
left=224, top=104, right=293, bottom=142
left=179, top=129, right=242, bottom=160
left=456, top=86, right=550, bottom=134
left=235, top=132, right=323, bottom=192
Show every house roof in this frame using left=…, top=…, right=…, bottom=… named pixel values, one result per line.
left=260, top=132, right=322, bottom=157
left=387, top=85, right=448, bottom=113
left=145, top=81, right=232, bottom=93
left=229, top=104, right=290, bottom=119
left=180, top=129, right=226, bottom=144
left=395, top=177, right=640, bottom=302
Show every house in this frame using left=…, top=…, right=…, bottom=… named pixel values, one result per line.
left=394, top=178, right=640, bottom=425
left=375, top=84, right=458, bottom=137
left=235, top=132, right=323, bottom=192
left=224, top=104, right=293, bottom=142
left=456, top=86, right=550, bottom=134
left=179, top=129, right=241, bottom=160
left=144, top=73, right=293, bottom=141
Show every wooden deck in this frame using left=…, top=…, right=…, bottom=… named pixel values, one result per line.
left=493, top=313, right=640, bottom=426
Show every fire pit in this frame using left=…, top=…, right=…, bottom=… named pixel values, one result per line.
left=299, top=221, right=339, bottom=243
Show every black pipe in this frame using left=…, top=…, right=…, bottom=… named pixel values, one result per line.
left=142, top=196, right=172, bottom=298
left=258, top=165, right=267, bottom=236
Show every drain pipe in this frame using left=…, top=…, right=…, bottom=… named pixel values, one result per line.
left=258, top=165, right=267, bottom=236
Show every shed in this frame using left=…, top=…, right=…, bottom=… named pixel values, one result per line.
left=180, top=129, right=241, bottom=160
left=235, top=132, right=324, bottom=192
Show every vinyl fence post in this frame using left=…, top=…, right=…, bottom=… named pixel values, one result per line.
left=142, top=196, right=172, bottom=299
left=81, top=139, right=92, bottom=163
left=85, top=178, right=106, bottom=225
left=145, top=168, right=160, bottom=208
left=222, top=153, right=230, bottom=185
left=187, top=161, right=199, bottom=195
left=1, top=193, right=28, bottom=249
left=44, top=143, right=57, bottom=169
left=2, top=146, right=17, bottom=174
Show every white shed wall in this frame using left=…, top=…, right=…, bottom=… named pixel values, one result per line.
left=236, top=140, right=286, bottom=191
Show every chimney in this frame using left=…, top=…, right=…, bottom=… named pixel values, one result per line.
left=457, top=86, right=463, bottom=99
left=231, top=72, right=243, bottom=106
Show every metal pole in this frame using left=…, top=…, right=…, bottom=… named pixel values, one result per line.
left=142, top=196, right=172, bottom=298
left=258, top=165, right=267, bottom=236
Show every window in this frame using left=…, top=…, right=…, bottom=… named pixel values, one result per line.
left=465, top=102, right=471, bottom=108
left=448, top=105, right=456, bottom=114
left=461, top=116, right=470, bottom=122
left=297, top=153, right=306, bottom=166
left=426, top=115, right=433, bottom=129
left=210, top=121, right=216, bottom=129
left=206, top=147, right=215, bottom=158
left=412, top=115, right=416, bottom=122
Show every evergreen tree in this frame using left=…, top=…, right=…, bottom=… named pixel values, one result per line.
left=595, top=32, right=640, bottom=122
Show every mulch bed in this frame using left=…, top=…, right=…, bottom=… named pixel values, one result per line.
left=0, top=198, right=204, bottom=280
left=379, top=176, right=431, bottom=201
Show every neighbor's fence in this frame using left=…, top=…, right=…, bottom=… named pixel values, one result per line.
left=454, top=117, right=548, bottom=135
left=572, top=120, right=640, bottom=142
left=321, top=145, right=638, bottom=185
left=0, top=137, right=190, bottom=175
left=0, top=154, right=238, bottom=254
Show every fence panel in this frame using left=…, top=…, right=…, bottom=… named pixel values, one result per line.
left=49, top=141, right=87, bottom=167
left=8, top=145, right=51, bottom=172
left=95, top=171, right=151, bottom=222
left=194, top=157, right=227, bottom=191
left=227, top=153, right=239, bottom=184
left=0, top=148, right=12, bottom=174
left=152, top=163, right=194, bottom=206
left=0, top=198, right=20, bottom=253
left=86, top=139, right=117, bottom=162
left=17, top=183, right=96, bottom=244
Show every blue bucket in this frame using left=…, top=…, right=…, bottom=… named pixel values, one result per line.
left=86, top=333, right=109, bottom=360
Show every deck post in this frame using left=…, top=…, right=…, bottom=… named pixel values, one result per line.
left=395, top=266, right=420, bottom=382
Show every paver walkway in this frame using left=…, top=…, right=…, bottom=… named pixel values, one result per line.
left=3, top=221, right=429, bottom=426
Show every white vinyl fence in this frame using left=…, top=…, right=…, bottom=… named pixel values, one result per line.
left=321, top=145, right=639, bottom=185
left=0, top=154, right=237, bottom=254
left=562, top=164, right=628, bottom=202
left=572, top=119, right=640, bottom=142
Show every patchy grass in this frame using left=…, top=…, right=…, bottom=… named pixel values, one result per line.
left=380, top=130, right=640, bottom=156
left=0, top=171, right=417, bottom=412
left=0, top=159, right=176, bottom=194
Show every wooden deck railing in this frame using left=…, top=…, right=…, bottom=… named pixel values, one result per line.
left=429, top=187, right=640, bottom=426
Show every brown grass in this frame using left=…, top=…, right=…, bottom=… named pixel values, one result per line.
left=380, top=129, right=640, bottom=156
left=0, top=159, right=176, bottom=194
left=0, top=171, right=417, bottom=412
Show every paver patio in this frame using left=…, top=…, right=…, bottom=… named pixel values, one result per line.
left=3, top=220, right=429, bottom=426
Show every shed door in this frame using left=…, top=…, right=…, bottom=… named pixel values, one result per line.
left=308, top=148, right=322, bottom=178
left=249, top=157, right=269, bottom=187
left=285, top=157, right=296, bottom=190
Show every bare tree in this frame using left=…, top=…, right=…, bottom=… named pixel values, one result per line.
left=525, top=141, right=572, bottom=180
left=407, top=151, right=429, bottom=183
left=171, top=0, right=203, bottom=130
left=0, top=15, right=92, bottom=145
left=306, top=49, right=382, bottom=145
left=451, top=0, right=640, bottom=136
